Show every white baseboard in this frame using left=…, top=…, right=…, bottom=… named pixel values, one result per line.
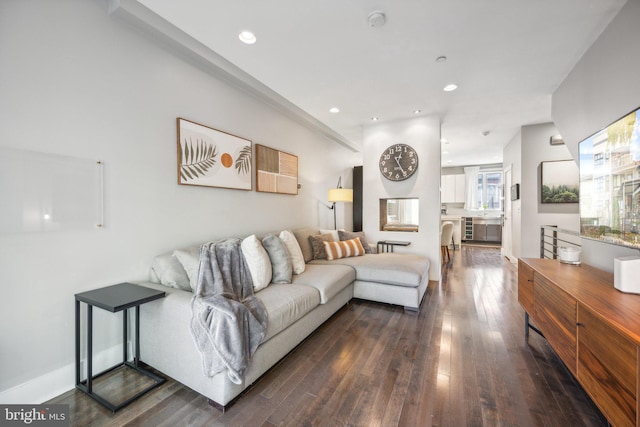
left=0, top=342, right=126, bottom=404
left=501, top=248, right=517, bottom=264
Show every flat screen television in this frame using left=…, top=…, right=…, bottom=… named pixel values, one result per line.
left=579, top=106, right=640, bottom=249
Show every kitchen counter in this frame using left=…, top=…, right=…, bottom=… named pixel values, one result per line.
left=472, top=217, right=501, bottom=225
left=442, top=215, right=503, bottom=243
left=441, top=215, right=462, bottom=220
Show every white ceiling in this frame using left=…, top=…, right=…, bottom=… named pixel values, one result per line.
left=136, top=0, right=626, bottom=166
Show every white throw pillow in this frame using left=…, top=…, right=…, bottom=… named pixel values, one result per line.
left=319, top=229, right=340, bottom=242
left=241, top=234, right=272, bottom=292
left=173, top=246, right=201, bottom=292
left=279, top=230, right=306, bottom=274
left=151, top=253, right=192, bottom=291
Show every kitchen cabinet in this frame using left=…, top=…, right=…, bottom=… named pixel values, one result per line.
left=472, top=220, right=502, bottom=242
left=518, top=258, right=640, bottom=427
left=486, top=223, right=501, bottom=241
left=441, top=174, right=465, bottom=203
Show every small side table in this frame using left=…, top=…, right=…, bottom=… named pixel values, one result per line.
left=75, top=282, right=166, bottom=412
left=377, top=240, right=411, bottom=253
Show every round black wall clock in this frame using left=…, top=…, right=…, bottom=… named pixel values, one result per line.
left=379, top=144, right=419, bottom=181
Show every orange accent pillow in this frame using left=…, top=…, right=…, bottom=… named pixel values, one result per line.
left=323, top=237, right=365, bottom=261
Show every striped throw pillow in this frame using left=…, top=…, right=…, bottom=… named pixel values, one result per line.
left=323, top=237, right=365, bottom=261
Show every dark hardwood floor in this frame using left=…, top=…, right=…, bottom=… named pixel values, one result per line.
left=49, top=246, right=607, bottom=426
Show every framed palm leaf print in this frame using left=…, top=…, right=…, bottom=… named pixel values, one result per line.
left=177, top=118, right=252, bottom=190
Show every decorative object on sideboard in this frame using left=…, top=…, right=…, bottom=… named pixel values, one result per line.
left=177, top=118, right=252, bottom=190
left=379, top=144, right=418, bottom=181
left=614, top=256, right=640, bottom=294
left=255, top=144, right=299, bottom=195
left=540, top=160, right=579, bottom=204
left=327, top=176, right=353, bottom=229
left=579, top=106, right=640, bottom=250
left=558, top=246, right=581, bottom=265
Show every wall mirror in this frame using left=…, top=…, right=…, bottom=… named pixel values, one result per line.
left=379, top=198, right=419, bottom=232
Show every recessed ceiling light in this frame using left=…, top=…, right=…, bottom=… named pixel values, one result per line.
left=413, top=110, right=421, bottom=114
left=329, top=107, right=340, bottom=113
left=441, top=138, right=448, bottom=144
left=371, top=116, right=379, bottom=121
left=443, top=84, right=458, bottom=92
left=436, top=56, right=447, bottom=63
left=238, top=31, right=256, bottom=44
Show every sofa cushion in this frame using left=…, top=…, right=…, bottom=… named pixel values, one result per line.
left=292, top=227, right=319, bottom=263
left=308, top=233, right=335, bottom=260
left=262, top=234, right=292, bottom=284
left=150, top=253, right=191, bottom=291
left=292, top=264, right=355, bottom=303
left=241, top=235, right=272, bottom=292
left=255, top=284, right=320, bottom=341
left=319, top=228, right=340, bottom=241
left=338, top=230, right=374, bottom=254
left=310, top=253, right=429, bottom=288
left=173, top=245, right=202, bottom=291
left=323, top=238, right=365, bottom=260
left=279, top=230, right=306, bottom=274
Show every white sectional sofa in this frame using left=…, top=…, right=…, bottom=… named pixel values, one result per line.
left=137, top=227, right=430, bottom=409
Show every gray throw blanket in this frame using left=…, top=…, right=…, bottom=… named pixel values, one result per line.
left=190, top=238, right=268, bottom=384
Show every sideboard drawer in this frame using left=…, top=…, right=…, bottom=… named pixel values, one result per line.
left=577, top=304, right=637, bottom=427
left=534, top=274, right=577, bottom=375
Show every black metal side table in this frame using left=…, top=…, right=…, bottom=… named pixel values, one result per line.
left=377, top=240, right=411, bottom=253
left=75, top=282, right=166, bottom=412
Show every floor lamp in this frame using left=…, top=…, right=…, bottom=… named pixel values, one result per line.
left=327, top=177, right=353, bottom=230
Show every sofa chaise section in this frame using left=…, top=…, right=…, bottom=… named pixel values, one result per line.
left=310, top=253, right=429, bottom=310
left=293, top=228, right=430, bottom=310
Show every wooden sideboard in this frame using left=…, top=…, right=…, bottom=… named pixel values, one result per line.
left=519, top=258, right=640, bottom=427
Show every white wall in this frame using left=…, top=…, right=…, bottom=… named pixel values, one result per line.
left=520, top=123, right=580, bottom=258
left=0, top=0, right=356, bottom=401
left=362, top=116, right=441, bottom=281
left=552, top=0, right=640, bottom=271
left=503, top=130, right=522, bottom=259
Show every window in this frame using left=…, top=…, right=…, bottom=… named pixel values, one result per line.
left=594, top=152, right=604, bottom=167
left=475, top=170, right=503, bottom=210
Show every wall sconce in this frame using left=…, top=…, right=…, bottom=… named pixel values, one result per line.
left=327, top=177, right=353, bottom=229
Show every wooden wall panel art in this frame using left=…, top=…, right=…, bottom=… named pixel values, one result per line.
left=256, top=144, right=298, bottom=195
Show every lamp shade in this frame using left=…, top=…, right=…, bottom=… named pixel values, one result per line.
left=328, top=188, right=353, bottom=203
